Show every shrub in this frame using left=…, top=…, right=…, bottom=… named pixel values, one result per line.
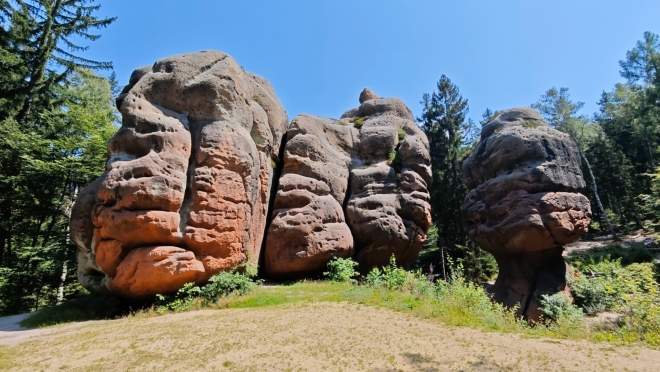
left=324, top=257, right=359, bottom=283
left=156, top=263, right=258, bottom=312
left=618, top=291, right=660, bottom=345
left=381, top=256, right=409, bottom=290
left=539, top=293, right=584, bottom=322
left=350, top=116, right=366, bottom=129
left=364, top=255, right=428, bottom=292
left=569, top=259, right=656, bottom=315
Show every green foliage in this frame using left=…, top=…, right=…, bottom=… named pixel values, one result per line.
left=539, top=293, right=584, bottom=322
left=156, top=264, right=258, bottom=312
left=618, top=290, right=660, bottom=345
left=586, top=31, right=660, bottom=232
left=454, top=242, right=498, bottom=283
left=417, top=75, right=493, bottom=283
left=639, top=169, right=660, bottom=230
left=397, top=128, right=406, bottom=143
left=350, top=116, right=366, bottom=129
left=323, top=257, right=359, bottom=283
left=0, top=1, right=117, bottom=316
left=567, top=243, right=654, bottom=267
left=0, top=71, right=118, bottom=315
left=568, top=258, right=656, bottom=315
left=387, top=149, right=397, bottom=163
left=364, top=255, right=425, bottom=291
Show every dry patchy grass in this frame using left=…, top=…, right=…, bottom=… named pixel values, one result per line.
left=2, top=300, right=660, bottom=371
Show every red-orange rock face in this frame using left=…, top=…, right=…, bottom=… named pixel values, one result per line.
left=70, top=51, right=288, bottom=298
left=461, top=108, right=592, bottom=320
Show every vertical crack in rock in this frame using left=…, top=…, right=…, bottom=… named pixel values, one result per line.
left=461, top=108, right=592, bottom=320
left=264, top=89, right=432, bottom=278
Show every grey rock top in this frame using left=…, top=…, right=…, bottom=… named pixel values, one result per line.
left=462, top=107, right=585, bottom=203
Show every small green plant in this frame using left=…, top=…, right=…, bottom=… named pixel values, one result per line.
left=271, top=159, right=277, bottom=169
left=324, top=257, right=359, bottom=283
left=521, top=119, right=541, bottom=128
left=365, top=255, right=414, bottom=291
left=349, top=116, right=366, bottom=129
left=388, top=150, right=397, bottom=164
left=252, top=95, right=258, bottom=101
left=397, top=129, right=406, bottom=143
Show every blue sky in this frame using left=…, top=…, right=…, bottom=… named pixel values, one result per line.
left=85, top=0, right=659, bottom=124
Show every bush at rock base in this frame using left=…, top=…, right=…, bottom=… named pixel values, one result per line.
left=323, top=257, right=359, bottom=283
left=155, top=264, right=259, bottom=313
left=538, top=293, right=584, bottom=322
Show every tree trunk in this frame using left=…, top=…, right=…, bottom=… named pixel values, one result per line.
left=57, top=185, right=77, bottom=305
left=56, top=261, right=67, bottom=305
left=440, top=246, right=447, bottom=280
left=646, top=136, right=655, bottom=169
left=578, top=144, right=617, bottom=239
left=17, top=0, right=61, bottom=124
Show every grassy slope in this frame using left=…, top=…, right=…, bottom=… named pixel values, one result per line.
left=18, top=280, right=644, bottom=346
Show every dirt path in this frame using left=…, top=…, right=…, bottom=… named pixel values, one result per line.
left=1, top=302, right=659, bottom=371
left=0, top=312, right=105, bottom=347
left=563, top=232, right=651, bottom=255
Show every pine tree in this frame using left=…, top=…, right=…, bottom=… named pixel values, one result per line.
left=0, top=0, right=116, bottom=314
left=416, top=75, right=496, bottom=282
left=5, top=0, right=116, bottom=123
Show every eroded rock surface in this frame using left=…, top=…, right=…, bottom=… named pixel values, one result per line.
left=265, top=90, right=432, bottom=278
left=71, top=52, right=432, bottom=296
left=461, top=108, right=592, bottom=319
left=70, top=51, right=288, bottom=298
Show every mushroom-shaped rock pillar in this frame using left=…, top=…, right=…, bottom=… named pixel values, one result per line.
left=461, top=108, right=592, bottom=320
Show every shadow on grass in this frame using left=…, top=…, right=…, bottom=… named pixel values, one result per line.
left=18, top=294, right=144, bottom=329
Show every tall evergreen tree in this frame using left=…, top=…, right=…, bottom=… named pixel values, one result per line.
left=0, top=0, right=116, bottom=314
left=8, top=0, right=116, bottom=123
left=416, top=75, right=496, bottom=282
left=0, top=70, right=117, bottom=314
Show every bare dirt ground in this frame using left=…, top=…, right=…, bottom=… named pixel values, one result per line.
left=563, top=231, right=652, bottom=255
left=1, top=302, right=659, bottom=372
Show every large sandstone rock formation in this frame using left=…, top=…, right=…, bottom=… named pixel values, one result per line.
left=70, top=50, right=432, bottom=297
left=70, top=51, right=288, bottom=298
left=265, top=89, right=432, bottom=278
left=461, top=108, right=592, bottom=319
